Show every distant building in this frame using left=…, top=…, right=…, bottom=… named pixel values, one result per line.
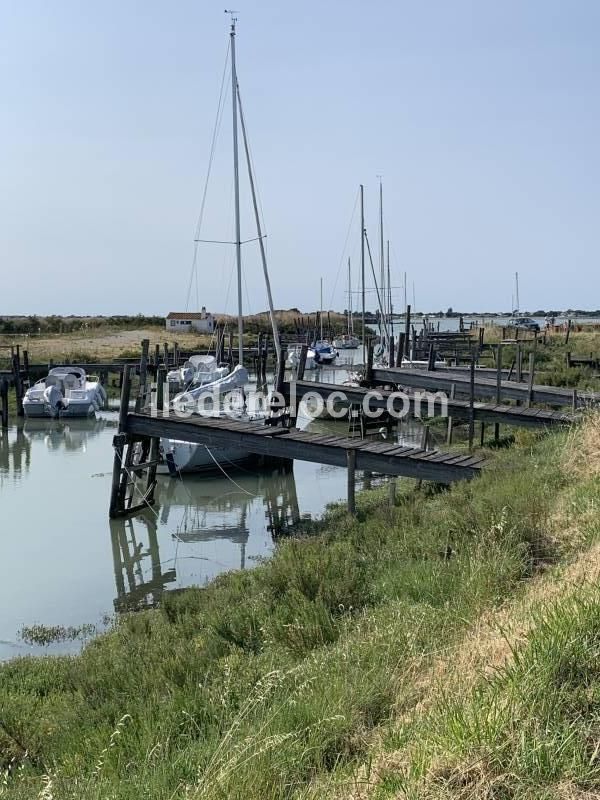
left=166, top=308, right=215, bottom=333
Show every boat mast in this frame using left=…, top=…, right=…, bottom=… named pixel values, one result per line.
left=379, top=178, right=385, bottom=347
left=236, top=84, right=281, bottom=363
left=320, top=277, right=323, bottom=340
left=347, top=257, right=352, bottom=336
left=386, top=240, right=392, bottom=327
left=230, top=16, right=244, bottom=367
left=515, top=271, right=520, bottom=312
left=360, top=184, right=365, bottom=362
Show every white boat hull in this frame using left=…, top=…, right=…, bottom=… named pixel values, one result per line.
left=158, top=439, right=255, bottom=475
left=23, top=400, right=98, bottom=418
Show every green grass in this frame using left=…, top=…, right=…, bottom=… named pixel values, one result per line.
left=0, top=425, right=593, bottom=799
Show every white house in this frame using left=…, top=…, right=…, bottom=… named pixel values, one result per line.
left=166, top=308, right=215, bottom=333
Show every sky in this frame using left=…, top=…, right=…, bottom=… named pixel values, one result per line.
left=2, top=0, right=599, bottom=316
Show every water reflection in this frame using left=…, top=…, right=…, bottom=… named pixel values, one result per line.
left=110, top=462, right=301, bottom=612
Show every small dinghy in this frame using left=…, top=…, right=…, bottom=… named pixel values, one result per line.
left=23, top=367, right=106, bottom=418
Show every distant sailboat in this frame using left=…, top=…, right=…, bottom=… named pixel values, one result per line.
left=333, top=258, right=360, bottom=349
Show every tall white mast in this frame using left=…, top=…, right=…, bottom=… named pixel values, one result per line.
left=236, top=84, right=281, bottom=364
left=230, top=16, right=243, bottom=366
left=515, top=271, right=520, bottom=312
left=347, top=257, right=352, bottom=335
left=320, top=277, right=323, bottom=340
left=360, top=184, right=365, bottom=362
left=386, top=240, right=392, bottom=325
left=378, top=178, right=386, bottom=346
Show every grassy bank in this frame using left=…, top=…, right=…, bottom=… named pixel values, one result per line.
left=2, top=415, right=598, bottom=798
left=330, top=416, right=600, bottom=800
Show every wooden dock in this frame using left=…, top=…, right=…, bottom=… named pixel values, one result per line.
left=371, top=366, right=598, bottom=407
left=108, top=367, right=486, bottom=518
left=125, top=411, right=485, bottom=482
left=284, top=380, right=578, bottom=430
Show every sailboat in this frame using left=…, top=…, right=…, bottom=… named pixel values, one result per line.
left=160, top=17, right=281, bottom=474
left=312, top=277, right=339, bottom=363
left=333, top=258, right=360, bottom=349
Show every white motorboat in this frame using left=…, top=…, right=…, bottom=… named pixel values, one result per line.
left=170, top=364, right=249, bottom=413
left=167, top=354, right=229, bottom=390
left=312, top=341, right=338, bottom=364
left=332, top=334, right=360, bottom=350
left=286, top=345, right=317, bottom=371
left=23, top=367, right=106, bottom=418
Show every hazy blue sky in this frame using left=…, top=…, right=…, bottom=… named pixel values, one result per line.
left=2, top=1, right=599, bottom=315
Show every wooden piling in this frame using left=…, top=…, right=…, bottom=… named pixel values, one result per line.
left=0, top=378, right=8, bottom=428
left=389, top=335, right=395, bottom=368
left=404, top=304, right=411, bottom=356
left=297, top=344, right=308, bottom=381
left=347, top=448, right=356, bottom=515
left=446, top=383, right=456, bottom=445
left=136, top=339, right=150, bottom=412
left=526, top=352, right=536, bottom=408
left=366, top=339, right=374, bottom=385
left=468, top=353, right=475, bottom=451
left=12, top=351, right=24, bottom=417
left=109, top=366, right=133, bottom=518
left=495, top=342, right=502, bottom=442
left=396, top=333, right=405, bottom=366
left=228, top=332, right=233, bottom=365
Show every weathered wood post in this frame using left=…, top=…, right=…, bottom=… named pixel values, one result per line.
left=565, top=319, right=571, bottom=345
left=0, top=378, right=8, bottom=428
left=366, top=339, right=374, bottom=385
left=347, top=449, right=356, bottom=515
left=566, top=351, right=572, bottom=369
left=446, top=383, right=456, bottom=445
left=495, top=342, right=502, bottom=442
left=228, top=332, right=233, bottom=365
left=12, top=350, right=24, bottom=417
left=23, top=350, right=30, bottom=388
left=163, top=342, right=169, bottom=367
left=572, top=388, right=578, bottom=412
left=396, top=333, right=405, bottom=366
left=136, top=338, right=150, bottom=412
left=297, top=344, right=308, bottom=381
left=109, top=366, right=132, bottom=518
left=173, top=341, right=179, bottom=367
left=427, top=343, right=435, bottom=371
left=154, top=343, right=160, bottom=368
left=145, top=366, right=164, bottom=502
left=468, top=352, right=475, bottom=451
left=389, top=335, right=395, bottom=368
left=526, top=352, right=536, bottom=408
left=404, top=304, right=411, bottom=357
left=388, top=476, right=396, bottom=507
left=516, top=343, right=523, bottom=382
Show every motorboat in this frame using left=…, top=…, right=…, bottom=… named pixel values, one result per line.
left=332, top=334, right=360, bottom=350
left=166, top=354, right=229, bottom=391
left=23, top=367, right=106, bottom=418
left=312, top=341, right=338, bottom=364
left=286, top=345, right=317, bottom=371
left=170, top=364, right=249, bottom=413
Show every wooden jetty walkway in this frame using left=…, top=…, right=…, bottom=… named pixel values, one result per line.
left=284, top=380, right=578, bottom=430
left=371, top=366, right=598, bottom=407
left=108, top=367, right=486, bottom=518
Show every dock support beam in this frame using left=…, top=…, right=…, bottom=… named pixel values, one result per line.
left=347, top=449, right=356, bottom=516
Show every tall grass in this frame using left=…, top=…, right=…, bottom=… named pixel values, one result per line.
left=0, top=423, right=589, bottom=799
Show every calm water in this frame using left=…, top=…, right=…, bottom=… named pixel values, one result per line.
left=0, top=353, right=425, bottom=660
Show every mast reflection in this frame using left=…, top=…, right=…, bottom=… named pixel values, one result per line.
left=109, top=462, right=302, bottom=611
